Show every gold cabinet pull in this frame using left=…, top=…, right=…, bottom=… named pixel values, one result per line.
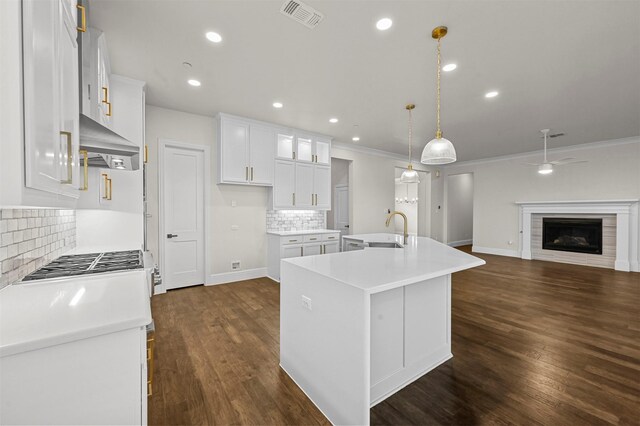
left=106, top=101, right=112, bottom=117
left=102, top=87, right=108, bottom=103
left=245, top=166, right=249, bottom=181
left=107, top=178, right=112, bottom=200
left=292, top=193, right=295, bottom=206
left=300, top=247, right=303, bottom=256
left=292, top=152, right=296, bottom=160
left=79, top=149, right=88, bottom=190
left=60, top=131, right=73, bottom=184
left=144, top=145, right=148, bottom=163
left=251, top=167, right=254, bottom=181
left=76, top=4, right=86, bottom=32
left=147, top=334, right=154, bottom=397
left=101, top=173, right=109, bottom=199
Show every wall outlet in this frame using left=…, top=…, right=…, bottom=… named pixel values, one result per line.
left=231, top=200, right=237, bottom=207
left=231, top=261, right=240, bottom=270
left=301, top=295, right=312, bottom=311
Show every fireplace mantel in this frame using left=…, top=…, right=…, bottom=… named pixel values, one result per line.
left=517, top=200, right=639, bottom=272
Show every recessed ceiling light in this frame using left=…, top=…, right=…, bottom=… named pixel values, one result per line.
left=376, top=18, right=392, bottom=31
left=329, top=118, right=338, bottom=123
left=205, top=31, right=222, bottom=43
left=352, top=136, right=360, bottom=142
left=442, top=63, right=457, bottom=72
left=485, top=91, right=499, bottom=98
left=272, top=102, right=283, bottom=109
left=188, top=79, right=201, bottom=87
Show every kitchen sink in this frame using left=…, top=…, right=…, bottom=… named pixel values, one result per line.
left=366, top=242, right=403, bottom=248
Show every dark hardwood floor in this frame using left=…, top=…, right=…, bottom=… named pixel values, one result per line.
left=149, top=248, right=640, bottom=425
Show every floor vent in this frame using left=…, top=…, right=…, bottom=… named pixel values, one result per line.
left=280, top=0, right=324, bottom=29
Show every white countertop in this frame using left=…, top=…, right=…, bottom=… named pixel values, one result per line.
left=0, top=270, right=152, bottom=357
left=284, top=233, right=485, bottom=294
left=267, top=229, right=340, bottom=236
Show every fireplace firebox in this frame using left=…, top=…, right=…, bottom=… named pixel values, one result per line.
left=542, top=218, right=603, bottom=255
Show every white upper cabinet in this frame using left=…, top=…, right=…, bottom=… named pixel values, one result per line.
left=273, top=160, right=296, bottom=209
left=276, top=132, right=295, bottom=160
left=315, top=138, right=331, bottom=165
left=217, top=114, right=274, bottom=186
left=249, top=124, right=275, bottom=185
left=296, top=135, right=314, bottom=163
left=294, top=163, right=315, bottom=208
left=313, top=165, right=331, bottom=209
left=81, top=27, right=112, bottom=127
left=21, top=0, right=80, bottom=199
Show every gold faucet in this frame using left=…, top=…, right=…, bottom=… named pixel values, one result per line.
left=385, top=211, right=408, bottom=244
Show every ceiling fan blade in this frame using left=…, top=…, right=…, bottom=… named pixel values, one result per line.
left=523, top=163, right=542, bottom=167
left=549, top=157, right=576, bottom=165
left=555, top=160, right=589, bottom=166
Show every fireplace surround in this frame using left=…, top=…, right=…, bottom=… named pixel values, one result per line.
left=517, top=200, right=639, bottom=272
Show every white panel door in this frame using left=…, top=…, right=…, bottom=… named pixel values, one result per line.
left=296, top=135, right=313, bottom=163
left=276, top=132, right=295, bottom=160
left=295, top=163, right=314, bottom=208
left=273, top=160, right=295, bottom=209
left=163, top=146, right=205, bottom=289
left=315, top=138, right=331, bottom=164
left=282, top=244, right=303, bottom=259
left=335, top=184, right=349, bottom=234
left=323, top=241, right=340, bottom=254
left=220, top=119, right=249, bottom=183
left=314, top=165, right=331, bottom=209
left=248, top=124, right=274, bottom=185
left=22, top=0, right=61, bottom=195
left=303, top=243, right=322, bottom=256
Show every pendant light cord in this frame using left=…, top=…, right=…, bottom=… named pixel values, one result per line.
left=436, top=37, right=442, bottom=138
left=408, top=107, right=413, bottom=165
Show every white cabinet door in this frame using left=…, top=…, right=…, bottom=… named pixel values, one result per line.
left=276, top=132, right=295, bottom=160
left=303, top=243, right=322, bottom=256
left=323, top=241, right=340, bottom=254
left=22, top=0, right=61, bottom=195
left=248, top=124, right=274, bottom=185
left=315, top=138, right=331, bottom=165
left=273, top=160, right=296, bottom=209
left=282, top=244, right=303, bottom=259
left=97, top=34, right=112, bottom=128
left=295, top=163, right=314, bottom=208
left=313, top=165, right=331, bottom=209
left=58, top=4, right=80, bottom=196
left=296, top=135, right=313, bottom=163
left=220, top=119, right=250, bottom=183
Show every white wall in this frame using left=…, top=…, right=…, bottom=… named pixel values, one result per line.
left=443, top=139, right=640, bottom=265
left=145, top=106, right=268, bottom=279
left=446, top=173, right=473, bottom=245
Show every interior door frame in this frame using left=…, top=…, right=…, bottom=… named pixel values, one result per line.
left=334, top=183, right=349, bottom=235
left=157, top=138, right=211, bottom=292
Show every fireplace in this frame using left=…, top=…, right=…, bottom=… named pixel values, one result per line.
left=542, top=218, right=603, bottom=255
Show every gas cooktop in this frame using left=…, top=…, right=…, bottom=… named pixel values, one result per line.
left=21, top=250, right=144, bottom=281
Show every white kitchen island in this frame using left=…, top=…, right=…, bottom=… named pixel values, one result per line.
left=280, top=234, right=485, bottom=425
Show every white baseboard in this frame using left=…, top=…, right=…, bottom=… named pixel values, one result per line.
left=631, top=260, right=639, bottom=273
left=448, top=239, right=472, bottom=247
left=472, top=245, right=519, bottom=258
left=206, top=267, right=267, bottom=286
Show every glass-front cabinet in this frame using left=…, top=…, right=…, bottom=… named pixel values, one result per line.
left=276, top=132, right=295, bottom=160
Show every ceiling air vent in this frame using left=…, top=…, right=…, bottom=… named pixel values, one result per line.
left=280, top=0, right=324, bottom=29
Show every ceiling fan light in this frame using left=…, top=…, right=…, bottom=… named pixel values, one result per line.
left=400, top=167, right=420, bottom=183
left=538, top=163, right=553, bottom=174
left=421, top=137, right=457, bottom=164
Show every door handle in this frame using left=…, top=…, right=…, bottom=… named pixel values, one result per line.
left=345, top=225, right=350, bottom=228
left=167, top=234, right=178, bottom=239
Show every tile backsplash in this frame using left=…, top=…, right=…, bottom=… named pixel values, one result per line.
left=267, top=210, right=326, bottom=232
left=0, top=209, right=76, bottom=289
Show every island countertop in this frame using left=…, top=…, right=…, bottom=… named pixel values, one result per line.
left=283, top=233, right=485, bottom=294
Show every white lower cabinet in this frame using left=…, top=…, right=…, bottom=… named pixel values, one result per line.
left=267, top=231, right=341, bottom=281
left=0, top=326, right=151, bottom=425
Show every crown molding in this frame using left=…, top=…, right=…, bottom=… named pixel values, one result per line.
left=447, top=136, right=640, bottom=169
left=331, top=141, right=408, bottom=162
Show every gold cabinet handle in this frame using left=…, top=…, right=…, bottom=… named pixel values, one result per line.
left=107, top=178, right=112, bottom=200
left=251, top=167, right=254, bottom=181
left=101, top=173, right=109, bottom=199
left=102, top=87, right=108, bottom=103
left=144, top=145, right=148, bottom=163
left=292, top=193, right=295, bottom=206
left=309, top=237, right=317, bottom=241
left=60, top=131, right=73, bottom=184
left=106, top=101, right=112, bottom=117
left=245, top=166, right=249, bottom=181
left=76, top=4, right=86, bottom=32
left=300, top=247, right=303, bottom=256
left=79, top=149, right=88, bottom=190
left=292, top=152, right=296, bottom=160
left=147, top=335, right=154, bottom=397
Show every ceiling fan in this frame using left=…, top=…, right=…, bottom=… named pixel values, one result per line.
left=526, top=129, right=587, bottom=175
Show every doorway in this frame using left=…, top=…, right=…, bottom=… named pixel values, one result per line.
left=446, top=173, right=474, bottom=247
left=327, top=158, right=351, bottom=237
left=159, top=140, right=209, bottom=290
left=394, top=168, right=430, bottom=237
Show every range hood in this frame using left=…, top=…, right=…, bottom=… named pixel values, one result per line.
left=79, top=114, right=140, bottom=170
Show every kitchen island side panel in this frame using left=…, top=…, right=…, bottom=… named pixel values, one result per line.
left=280, top=261, right=370, bottom=425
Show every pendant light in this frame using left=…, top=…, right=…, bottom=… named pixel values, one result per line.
left=421, top=26, right=457, bottom=165
left=400, top=104, right=420, bottom=183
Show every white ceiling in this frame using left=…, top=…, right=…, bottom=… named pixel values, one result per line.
left=90, top=0, right=640, bottom=161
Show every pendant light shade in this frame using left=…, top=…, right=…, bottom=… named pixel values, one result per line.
left=421, top=26, right=457, bottom=165
left=400, top=104, right=420, bottom=183
left=421, top=136, right=457, bottom=165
